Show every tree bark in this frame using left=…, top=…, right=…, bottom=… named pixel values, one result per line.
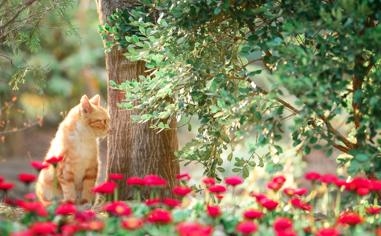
left=96, top=0, right=179, bottom=199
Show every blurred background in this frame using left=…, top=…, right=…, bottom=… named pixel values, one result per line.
left=0, top=0, right=108, bottom=197
left=0, top=0, right=336, bottom=199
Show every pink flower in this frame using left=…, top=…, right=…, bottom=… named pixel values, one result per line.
left=147, top=208, right=172, bottom=224
left=30, top=161, right=49, bottom=172
left=18, top=173, right=37, bottom=185
left=126, top=176, right=145, bottom=186
left=176, top=173, right=191, bottom=181
left=243, top=209, right=264, bottom=220
left=56, top=202, right=77, bottom=215
left=75, top=210, right=96, bottom=222
left=208, top=184, right=226, bottom=194
left=273, top=217, right=293, bottom=232
left=236, top=221, right=258, bottom=235
left=206, top=205, right=221, bottom=218
left=176, top=222, right=213, bottom=236
left=304, top=171, right=321, bottom=181
left=202, top=177, right=216, bottom=186
left=121, top=217, right=144, bottom=231
left=259, top=198, right=278, bottom=211
left=45, top=156, right=63, bottom=165
left=224, top=176, right=243, bottom=187
left=104, top=201, right=131, bottom=217
left=338, top=212, right=362, bottom=225
left=92, top=181, right=116, bottom=194
left=162, top=198, right=181, bottom=208
left=267, top=181, right=282, bottom=191
left=366, top=206, right=381, bottom=215
left=108, top=173, right=124, bottom=181
left=143, top=174, right=167, bottom=187
left=172, top=186, right=192, bottom=197
left=29, top=222, right=57, bottom=235
left=316, top=227, right=339, bottom=236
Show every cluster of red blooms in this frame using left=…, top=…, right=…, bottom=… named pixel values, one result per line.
left=3, top=169, right=381, bottom=235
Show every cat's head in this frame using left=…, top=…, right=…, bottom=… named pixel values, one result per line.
left=78, top=94, right=110, bottom=138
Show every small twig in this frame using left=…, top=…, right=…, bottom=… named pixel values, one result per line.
left=0, top=54, right=13, bottom=65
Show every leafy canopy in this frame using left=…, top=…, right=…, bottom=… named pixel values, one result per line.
left=100, top=0, right=381, bottom=178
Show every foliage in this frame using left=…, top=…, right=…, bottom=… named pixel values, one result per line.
left=100, top=0, right=381, bottom=178
left=2, top=165, right=381, bottom=235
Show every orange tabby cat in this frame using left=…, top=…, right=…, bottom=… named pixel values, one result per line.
left=36, top=94, right=110, bottom=206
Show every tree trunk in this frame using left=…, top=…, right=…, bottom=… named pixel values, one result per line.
left=96, top=0, right=179, bottom=199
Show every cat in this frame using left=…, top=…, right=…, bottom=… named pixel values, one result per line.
left=35, top=94, right=110, bottom=206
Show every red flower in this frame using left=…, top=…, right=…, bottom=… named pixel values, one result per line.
left=320, top=173, right=338, bottom=185
left=121, top=217, right=144, bottom=231
left=334, top=178, right=346, bottom=188
left=30, top=161, right=49, bottom=172
left=206, top=205, right=221, bottom=218
left=176, top=173, right=191, bottom=181
left=272, top=175, right=286, bottom=184
left=29, top=222, right=57, bottom=235
left=143, top=174, right=167, bottom=187
left=371, top=180, right=381, bottom=191
left=173, top=186, right=192, bottom=197
left=109, top=173, right=124, bottom=181
left=80, top=220, right=104, bottom=232
left=104, top=201, right=132, bottom=217
left=316, top=227, right=339, bottom=236
left=202, top=177, right=216, bottom=186
left=267, top=181, right=282, bottom=191
left=145, top=198, right=161, bottom=207
left=0, top=181, right=14, bottom=191
left=290, top=198, right=312, bottom=211
left=236, top=221, right=258, bottom=235
left=294, top=188, right=308, bottom=196
left=162, top=198, right=181, bottom=208
left=61, top=224, right=78, bottom=236
left=283, top=188, right=295, bottom=197
left=243, top=209, right=264, bottom=220
left=56, top=202, right=77, bottom=215
left=0, top=176, right=3, bottom=182
left=338, top=212, right=362, bottom=225
left=24, top=193, right=36, bottom=201
left=75, top=210, right=96, bottom=222
left=45, top=156, right=63, bottom=165
left=259, top=198, right=278, bottom=211
left=224, top=176, right=243, bottom=187
left=126, top=176, right=145, bottom=186
left=273, top=217, right=293, bottom=232
left=92, top=181, right=116, bottom=194
left=16, top=200, right=48, bottom=217
left=147, top=208, right=172, bottom=224
left=356, top=187, right=370, bottom=196
left=366, top=206, right=381, bottom=215
left=304, top=171, right=321, bottom=181
left=251, top=192, right=267, bottom=202
left=176, top=222, right=213, bottom=236
left=208, top=184, right=226, bottom=194
left=18, top=173, right=37, bottom=185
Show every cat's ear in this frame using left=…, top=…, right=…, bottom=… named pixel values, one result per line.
left=80, top=95, right=93, bottom=114
left=89, top=94, right=101, bottom=106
